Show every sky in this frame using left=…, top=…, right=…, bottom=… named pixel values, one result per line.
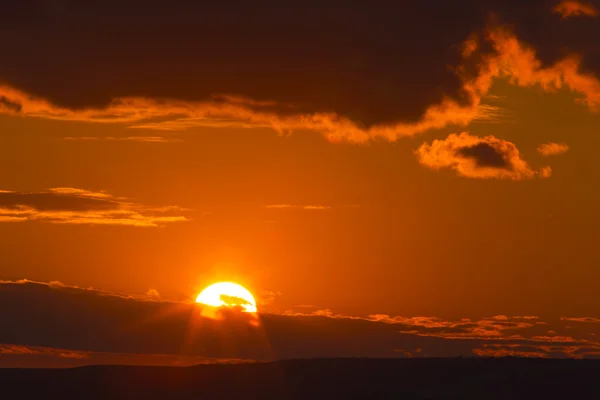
left=1, top=0, right=600, bottom=366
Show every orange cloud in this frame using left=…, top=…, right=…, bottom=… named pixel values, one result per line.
left=369, top=315, right=468, bottom=329
left=560, top=317, right=600, bottom=323
left=0, top=345, right=42, bottom=355
left=48, top=187, right=115, bottom=199
left=0, top=344, right=253, bottom=366
left=0, top=188, right=188, bottom=227
left=146, top=289, right=161, bottom=300
left=381, top=315, right=536, bottom=339
left=473, top=344, right=548, bottom=358
left=552, top=1, right=599, bottom=18
left=416, top=132, right=548, bottom=180
left=537, top=142, right=570, bottom=156
left=0, top=82, right=498, bottom=144
left=464, top=25, right=600, bottom=113
left=302, top=205, right=330, bottom=210
left=291, top=311, right=542, bottom=340
left=265, top=204, right=331, bottom=210
left=64, top=136, right=181, bottom=143
left=0, top=344, right=90, bottom=359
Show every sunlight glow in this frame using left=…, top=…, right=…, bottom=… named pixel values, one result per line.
left=195, top=282, right=257, bottom=313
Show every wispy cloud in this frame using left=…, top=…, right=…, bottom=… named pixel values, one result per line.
left=0, top=344, right=89, bottom=359
left=560, top=317, right=600, bottom=323
left=537, top=142, right=569, bottom=156
left=281, top=308, right=600, bottom=357
left=0, top=344, right=253, bottom=367
left=264, top=204, right=331, bottom=210
left=0, top=188, right=189, bottom=227
left=473, top=344, right=552, bottom=358
left=64, top=136, right=182, bottom=143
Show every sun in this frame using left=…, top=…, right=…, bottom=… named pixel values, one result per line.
left=195, top=282, right=257, bottom=313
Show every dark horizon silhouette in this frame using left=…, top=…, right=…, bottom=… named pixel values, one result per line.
left=1, top=358, right=599, bottom=399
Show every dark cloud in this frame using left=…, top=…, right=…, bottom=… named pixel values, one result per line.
left=480, top=1, right=600, bottom=79
left=0, top=2, right=598, bottom=149
left=457, top=142, right=511, bottom=169
left=0, top=191, right=118, bottom=212
left=0, top=95, right=22, bottom=112
left=220, top=295, right=253, bottom=308
left=552, top=1, right=599, bottom=19
left=1, top=280, right=598, bottom=362
left=0, top=1, right=486, bottom=127
left=0, top=344, right=250, bottom=368
left=0, top=0, right=597, bottom=181
left=0, top=0, right=598, bottom=134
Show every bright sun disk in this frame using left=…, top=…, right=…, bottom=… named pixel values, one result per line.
left=195, top=282, right=257, bottom=313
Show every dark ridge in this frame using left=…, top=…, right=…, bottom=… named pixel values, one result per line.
left=1, top=357, right=598, bottom=399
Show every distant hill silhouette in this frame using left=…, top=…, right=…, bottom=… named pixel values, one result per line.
left=1, top=358, right=598, bottom=399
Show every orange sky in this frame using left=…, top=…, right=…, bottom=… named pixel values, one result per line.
left=0, top=0, right=599, bottom=364
left=1, top=79, right=598, bottom=318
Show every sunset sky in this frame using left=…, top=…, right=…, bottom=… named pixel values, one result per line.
left=1, top=0, right=600, bottom=366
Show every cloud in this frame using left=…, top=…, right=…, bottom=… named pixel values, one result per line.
left=416, top=132, right=548, bottom=179
left=1, top=280, right=599, bottom=361
left=0, top=2, right=508, bottom=137
left=7, top=280, right=599, bottom=361
left=48, top=187, right=115, bottom=199
left=560, top=317, right=600, bottom=323
left=302, top=205, right=331, bottom=210
left=537, top=142, right=570, bottom=156
left=0, top=344, right=89, bottom=360
left=0, top=83, right=495, bottom=144
left=463, top=25, right=600, bottom=114
left=0, top=188, right=188, bottom=227
left=473, top=344, right=551, bottom=358
left=0, top=20, right=596, bottom=150
left=146, top=289, right=160, bottom=300
left=265, top=204, right=331, bottom=211
left=0, top=95, right=22, bottom=112
left=0, top=344, right=252, bottom=368
left=0, top=4, right=554, bottom=144
left=64, top=136, right=182, bottom=143
left=258, top=290, right=283, bottom=307
left=0, top=3, right=598, bottom=154
left=365, top=314, right=541, bottom=339
left=0, top=279, right=175, bottom=302
left=0, top=344, right=44, bottom=356
left=552, top=1, right=599, bottom=18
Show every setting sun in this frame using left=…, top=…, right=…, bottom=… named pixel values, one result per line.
left=196, top=282, right=257, bottom=313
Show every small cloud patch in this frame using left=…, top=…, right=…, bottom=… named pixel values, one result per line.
left=416, top=132, right=549, bottom=180
left=537, top=142, right=569, bottom=156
